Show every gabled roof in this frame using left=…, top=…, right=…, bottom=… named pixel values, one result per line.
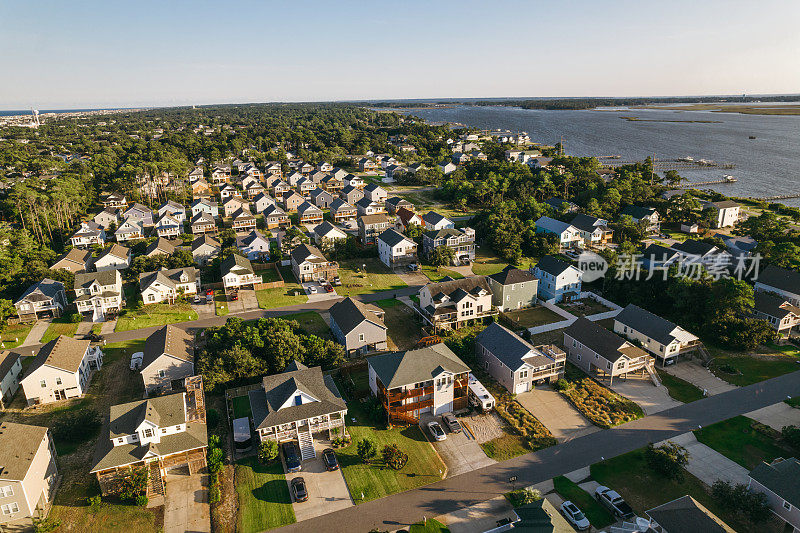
left=359, top=214, right=390, bottom=226
left=421, top=211, right=451, bottom=226
left=73, top=220, right=103, bottom=235
left=709, top=200, right=740, bottom=209
left=535, top=216, right=577, bottom=235
left=139, top=267, right=198, bottom=293
left=513, top=498, right=574, bottom=533
left=367, top=343, right=470, bottom=389
left=488, top=265, right=537, bottom=286
left=544, top=197, right=577, bottom=210
left=145, top=238, right=176, bottom=256
left=297, top=201, right=322, bottom=215
left=615, top=304, right=698, bottom=345
left=385, top=196, right=411, bottom=208
left=191, top=211, right=215, bottom=225
left=221, top=253, right=254, bottom=275
left=232, top=208, right=255, bottom=221
left=396, top=207, right=420, bottom=226
left=641, top=243, right=680, bottom=261
left=671, top=239, right=722, bottom=257
left=754, top=291, right=800, bottom=320
left=363, top=183, right=385, bottom=194
left=192, top=234, right=221, bottom=251
left=569, top=213, right=609, bottom=233
left=263, top=204, right=287, bottom=218
left=98, top=243, right=130, bottom=261
left=290, top=244, right=329, bottom=265
left=330, top=198, right=355, bottom=212
left=329, top=297, right=386, bottom=335
left=424, top=227, right=466, bottom=240
left=563, top=317, right=646, bottom=364
left=621, top=205, right=658, bottom=219
left=749, top=457, right=800, bottom=509
left=378, top=228, right=412, bottom=247
left=757, top=265, right=800, bottom=295
left=141, top=325, right=193, bottom=370
left=356, top=197, right=378, bottom=208
left=534, top=256, right=579, bottom=277
left=0, top=422, right=50, bottom=481
left=314, top=221, right=347, bottom=239
left=646, top=496, right=735, bottom=533
left=423, top=276, right=492, bottom=304
left=26, top=335, right=90, bottom=374
left=0, top=350, right=20, bottom=381
left=74, top=269, right=121, bottom=290
left=16, top=278, right=64, bottom=304
left=476, top=323, right=542, bottom=371
left=105, top=393, right=189, bottom=440
left=236, top=230, right=269, bottom=248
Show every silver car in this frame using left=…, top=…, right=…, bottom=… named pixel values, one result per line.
left=560, top=500, right=590, bottom=531
left=427, top=421, right=446, bottom=441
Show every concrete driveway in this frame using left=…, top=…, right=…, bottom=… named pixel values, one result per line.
left=423, top=413, right=496, bottom=477
left=661, top=360, right=737, bottom=396
left=516, top=387, right=599, bottom=442
left=302, top=282, right=338, bottom=302
left=609, top=378, right=682, bottom=415
left=662, top=432, right=749, bottom=486
left=238, top=288, right=259, bottom=310
left=191, top=299, right=215, bottom=318
left=747, top=402, right=800, bottom=431
left=285, top=441, right=353, bottom=522
left=163, top=469, right=210, bottom=533
left=393, top=267, right=428, bottom=286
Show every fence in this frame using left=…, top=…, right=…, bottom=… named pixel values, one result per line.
left=252, top=262, right=285, bottom=290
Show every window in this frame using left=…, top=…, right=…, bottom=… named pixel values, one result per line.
left=143, top=428, right=155, bottom=438
left=40, top=379, right=46, bottom=388
left=783, top=500, right=792, bottom=511
left=359, top=333, right=365, bottom=342
left=1, top=503, right=19, bottom=515
left=55, top=377, right=62, bottom=385
left=295, top=394, right=303, bottom=406
left=162, top=428, right=168, bottom=434
left=519, top=371, right=528, bottom=379
left=158, top=369, right=166, bottom=378
left=606, top=362, right=611, bottom=369
left=117, top=438, right=124, bottom=444
left=0, top=485, right=13, bottom=497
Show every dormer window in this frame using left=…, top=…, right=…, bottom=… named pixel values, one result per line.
left=294, top=395, right=303, bottom=406
left=143, top=428, right=154, bottom=438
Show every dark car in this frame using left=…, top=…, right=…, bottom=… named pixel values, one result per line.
left=83, top=332, right=104, bottom=343
left=282, top=442, right=301, bottom=472
left=291, top=477, right=308, bottom=502
left=322, top=448, right=339, bottom=471
left=441, top=413, right=462, bottom=433
left=230, top=291, right=239, bottom=301
left=324, top=284, right=334, bottom=293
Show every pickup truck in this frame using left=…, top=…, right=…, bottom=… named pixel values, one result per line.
left=595, top=485, right=635, bottom=520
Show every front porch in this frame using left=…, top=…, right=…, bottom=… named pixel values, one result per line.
left=259, top=411, right=348, bottom=461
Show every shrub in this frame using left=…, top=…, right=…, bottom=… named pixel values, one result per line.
left=208, top=434, right=221, bottom=448
left=507, top=488, right=541, bottom=507
left=52, top=408, right=101, bottom=443
left=781, top=425, right=800, bottom=451
left=381, top=444, right=408, bottom=470
left=86, top=494, right=102, bottom=512
left=552, top=378, right=569, bottom=391
left=135, top=495, right=148, bottom=507
left=258, top=440, right=279, bottom=464
left=33, top=518, right=61, bottom=533
left=357, top=437, right=377, bottom=464
left=209, top=485, right=221, bottom=504
left=712, top=480, right=771, bottom=522
left=645, top=441, right=689, bottom=481
left=119, top=466, right=148, bottom=503
left=68, top=312, right=83, bottom=323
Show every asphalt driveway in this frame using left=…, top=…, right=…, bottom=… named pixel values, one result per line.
left=609, top=377, right=682, bottom=415
left=284, top=441, right=353, bottom=522
left=516, top=387, right=599, bottom=442
left=421, top=414, right=495, bottom=477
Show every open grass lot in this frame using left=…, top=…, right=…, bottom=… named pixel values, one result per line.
left=283, top=311, right=330, bottom=338
left=470, top=248, right=537, bottom=276
left=420, top=264, right=464, bottom=282
left=40, top=316, right=80, bottom=343
left=214, top=292, right=230, bottom=316
left=115, top=302, right=198, bottom=332
left=501, top=306, right=564, bottom=330
left=559, top=365, right=643, bottom=428
left=590, top=447, right=761, bottom=532
left=557, top=298, right=612, bottom=317
left=337, top=399, right=445, bottom=503
left=480, top=433, right=529, bottom=462
left=0, top=322, right=34, bottom=348
left=552, top=475, right=614, bottom=528
left=256, top=266, right=308, bottom=309
left=376, top=298, right=422, bottom=350
left=656, top=369, right=704, bottom=403
left=336, top=257, right=407, bottom=297
left=231, top=395, right=252, bottom=419
left=235, top=457, right=296, bottom=532
left=409, top=518, right=450, bottom=533
left=694, top=415, right=794, bottom=470
left=707, top=345, right=800, bottom=386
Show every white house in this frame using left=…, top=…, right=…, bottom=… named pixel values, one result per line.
left=157, top=200, right=187, bottom=223
left=534, top=216, right=582, bottom=249
left=0, top=351, right=23, bottom=409
left=421, top=211, right=454, bottom=231
left=190, top=198, right=219, bottom=219
left=221, top=254, right=262, bottom=293
left=191, top=235, right=221, bottom=265
left=115, top=218, right=145, bottom=242
left=70, top=221, right=106, bottom=248
left=377, top=228, right=417, bottom=269
left=235, top=230, right=271, bottom=261
left=531, top=256, right=582, bottom=303
left=614, top=304, right=701, bottom=365
left=20, top=336, right=103, bottom=405
left=93, top=244, right=131, bottom=272
left=139, top=267, right=200, bottom=304
left=314, top=221, right=348, bottom=247
left=702, top=200, right=741, bottom=228
left=155, top=213, right=182, bottom=239
left=74, top=270, right=124, bottom=322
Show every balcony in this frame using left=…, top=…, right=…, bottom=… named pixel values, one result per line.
left=389, top=398, right=433, bottom=414
left=387, top=386, right=434, bottom=402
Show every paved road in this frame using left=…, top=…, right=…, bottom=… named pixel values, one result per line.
left=276, top=371, right=800, bottom=533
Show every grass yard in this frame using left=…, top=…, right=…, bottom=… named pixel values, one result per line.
left=420, top=264, right=464, bottom=282
left=235, top=457, right=296, bottom=532
left=336, top=257, right=407, bottom=297
left=470, top=248, right=536, bottom=276
left=707, top=347, right=800, bottom=386
left=694, top=415, right=793, bottom=470
left=501, top=306, right=564, bottom=330
left=115, top=302, right=198, bottom=332
left=283, top=311, right=330, bottom=338
left=337, top=399, right=445, bottom=503
left=409, top=518, right=450, bottom=533
left=787, top=396, right=800, bottom=408
left=231, top=395, right=252, bottom=419
left=656, top=369, right=704, bottom=403
left=559, top=365, right=643, bottom=428
left=257, top=264, right=283, bottom=283
left=552, top=476, right=614, bottom=528
left=557, top=298, right=612, bottom=317
left=480, top=433, right=530, bottom=462
left=256, top=266, right=307, bottom=309
left=376, top=298, right=422, bottom=350
left=214, top=292, right=230, bottom=316
left=0, top=322, right=34, bottom=348
left=40, top=316, right=80, bottom=343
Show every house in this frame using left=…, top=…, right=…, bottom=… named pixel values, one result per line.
left=394, top=207, right=424, bottom=232
left=262, top=204, right=290, bottom=229
left=290, top=244, right=338, bottom=282
left=20, top=336, right=104, bottom=405
left=641, top=243, right=681, bottom=272
left=139, top=267, right=200, bottom=304
left=421, top=211, right=454, bottom=230
left=487, top=266, right=539, bottom=311
left=439, top=161, right=457, bottom=175
left=752, top=292, right=800, bottom=339
left=344, top=174, right=364, bottom=189
left=264, top=161, right=282, bottom=176
left=211, top=164, right=232, bottom=184
left=358, top=214, right=392, bottom=245
left=748, top=457, right=800, bottom=532
left=191, top=179, right=212, bottom=200
left=363, top=183, right=388, bottom=203
left=115, top=218, right=144, bottom=242
left=703, top=200, right=741, bottom=228
left=569, top=213, right=613, bottom=245
left=418, top=276, right=495, bottom=331
left=154, top=214, right=182, bottom=239
left=297, top=201, right=323, bottom=225
left=70, top=221, right=106, bottom=248
left=221, top=254, right=262, bottom=293
left=190, top=198, right=219, bottom=219
left=93, top=208, right=119, bottom=229
left=341, top=184, right=365, bottom=205
left=451, top=152, right=470, bottom=165
left=101, top=192, right=127, bottom=209
left=139, top=325, right=194, bottom=396
left=534, top=216, right=582, bottom=249
left=299, top=162, right=313, bottom=174
left=247, top=362, right=347, bottom=461
left=74, top=270, right=124, bottom=322
left=236, top=230, right=271, bottom=261
left=755, top=265, right=800, bottom=306
left=614, top=304, right=701, bottom=365
left=188, top=166, right=204, bottom=182
left=13, top=279, right=67, bottom=322
left=671, top=239, right=732, bottom=268
left=50, top=248, right=93, bottom=273
left=317, top=161, right=333, bottom=173
left=531, top=256, right=582, bottom=303
left=506, top=499, right=576, bottom=532
left=563, top=317, right=655, bottom=384
left=282, top=191, right=305, bottom=212
left=330, top=198, right=357, bottom=223
left=377, top=229, right=417, bottom=268
left=368, top=343, right=470, bottom=424
left=476, top=322, right=565, bottom=393
left=241, top=163, right=262, bottom=180
left=544, top=197, right=579, bottom=213
left=190, top=212, right=217, bottom=235
left=645, top=495, right=736, bottom=533
left=422, top=227, right=476, bottom=265
left=286, top=171, right=304, bottom=187
left=310, top=188, right=334, bottom=209
left=0, top=352, right=22, bottom=409
left=320, top=175, right=344, bottom=194
left=385, top=196, right=413, bottom=215
left=232, top=209, right=257, bottom=233
left=94, top=244, right=131, bottom=272
left=314, top=221, right=348, bottom=247
left=91, top=384, right=208, bottom=497
left=356, top=197, right=386, bottom=216
left=620, top=205, right=661, bottom=233
left=358, top=158, right=377, bottom=172
left=246, top=194, right=272, bottom=216
left=144, top=238, right=175, bottom=257
left=716, top=233, right=757, bottom=259
left=219, top=184, right=241, bottom=202
left=383, top=164, right=405, bottom=181
left=296, top=177, right=316, bottom=196
left=271, top=180, right=291, bottom=199
left=122, top=203, right=154, bottom=226
left=191, top=235, right=221, bottom=265
left=223, top=196, right=250, bottom=218
left=505, top=149, right=542, bottom=163
left=0, top=422, right=59, bottom=524
left=329, top=297, right=387, bottom=356
left=529, top=156, right=553, bottom=169
left=157, top=200, right=186, bottom=223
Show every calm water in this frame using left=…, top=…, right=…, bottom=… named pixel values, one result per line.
left=402, top=105, right=800, bottom=206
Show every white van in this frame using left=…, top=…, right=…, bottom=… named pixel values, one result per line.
left=467, top=373, right=495, bottom=412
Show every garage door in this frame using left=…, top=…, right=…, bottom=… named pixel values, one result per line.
left=435, top=402, right=452, bottom=415
left=515, top=381, right=530, bottom=394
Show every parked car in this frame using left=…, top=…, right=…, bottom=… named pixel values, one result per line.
left=407, top=263, right=420, bottom=271
left=230, top=291, right=239, bottom=301
left=322, top=448, right=339, bottom=471
left=441, top=413, right=461, bottom=433
left=427, top=421, right=446, bottom=441
left=193, top=295, right=202, bottom=304
left=282, top=442, right=301, bottom=472
left=83, top=331, right=104, bottom=343
left=595, top=486, right=635, bottom=520
left=324, top=284, right=334, bottom=293
left=130, top=351, right=143, bottom=371
left=308, top=285, right=318, bottom=293
left=291, top=477, right=308, bottom=502
left=560, top=501, right=590, bottom=531
left=332, top=276, right=342, bottom=286
left=205, top=288, right=214, bottom=296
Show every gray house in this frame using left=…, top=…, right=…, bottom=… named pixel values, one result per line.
left=329, top=297, right=387, bottom=356
left=139, top=325, right=194, bottom=397
left=487, top=266, right=539, bottom=311
left=475, top=323, right=565, bottom=394
left=13, top=279, right=67, bottom=322
left=748, top=457, right=800, bottom=532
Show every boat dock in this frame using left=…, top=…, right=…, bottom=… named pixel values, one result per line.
left=684, top=175, right=738, bottom=186
left=752, top=194, right=800, bottom=201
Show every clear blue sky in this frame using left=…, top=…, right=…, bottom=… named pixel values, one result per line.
left=2, top=0, right=799, bottom=109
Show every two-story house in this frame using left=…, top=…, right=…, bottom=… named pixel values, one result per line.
left=421, top=211, right=454, bottom=230
left=14, top=279, right=67, bottom=322
left=0, top=351, right=23, bottom=409
left=221, top=254, right=262, bottom=293
left=340, top=184, right=365, bottom=205
left=748, top=457, right=800, bottom=532
left=532, top=256, right=582, bottom=303
left=122, top=203, right=154, bottom=226
left=754, top=265, right=800, bottom=306
left=330, top=198, right=357, bottom=223
left=21, top=336, right=103, bottom=405
left=487, top=266, right=539, bottom=311
left=190, top=212, right=217, bottom=235
left=139, top=325, right=194, bottom=396
left=418, top=276, right=495, bottom=332
left=144, top=238, right=175, bottom=258
left=191, top=235, right=221, bottom=265
left=356, top=197, right=386, bottom=216
left=115, top=218, right=145, bottom=242
left=94, top=244, right=131, bottom=272
left=384, top=196, right=413, bottom=215
left=74, top=270, right=124, bottom=321
left=314, top=221, right=348, bottom=248
left=139, top=267, right=200, bottom=304
left=569, top=213, right=613, bottom=246
left=358, top=214, right=391, bottom=245
left=614, top=304, right=702, bottom=365
left=422, top=227, right=476, bottom=265
left=620, top=205, right=661, bottom=234
left=223, top=196, right=250, bottom=218
left=752, top=292, right=800, bottom=339
left=297, top=201, right=323, bottom=225
left=262, top=204, right=290, bottom=229
left=310, top=188, right=334, bottom=209
left=395, top=207, right=424, bottom=232
left=157, top=200, right=186, bottom=223
left=671, top=239, right=733, bottom=269
left=329, top=297, right=387, bottom=356
left=101, top=192, right=127, bottom=209
left=702, top=200, right=741, bottom=228
left=645, top=495, right=736, bottom=533
left=290, top=244, right=338, bottom=283
left=93, top=208, right=120, bottom=229
left=377, top=229, right=417, bottom=269
left=70, top=221, right=106, bottom=248
left=534, top=216, right=582, bottom=249
left=358, top=158, right=377, bottom=172
left=236, top=230, right=271, bottom=261
left=232, top=209, right=257, bottom=233
left=50, top=248, right=93, bottom=273
left=282, top=191, right=305, bottom=212
left=190, top=198, right=219, bottom=219
left=475, top=322, right=566, bottom=393
left=154, top=214, right=182, bottom=239
left=252, top=192, right=276, bottom=214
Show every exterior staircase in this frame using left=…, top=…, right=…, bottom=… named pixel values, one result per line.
left=696, top=343, right=712, bottom=365
left=645, top=361, right=661, bottom=387
left=146, top=462, right=164, bottom=498
left=297, top=427, right=315, bottom=461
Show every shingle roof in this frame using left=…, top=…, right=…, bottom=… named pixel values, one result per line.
left=0, top=422, right=49, bottom=480
left=141, top=325, right=193, bottom=370
left=754, top=291, right=800, bottom=320
left=54, top=248, right=92, bottom=267
left=534, top=256, right=576, bottom=277
left=535, top=216, right=576, bottom=235
left=16, top=278, right=64, bottom=303
left=0, top=351, right=20, bottom=381
left=27, top=335, right=91, bottom=374
left=646, top=495, right=734, bottom=533
left=671, top=240, right=721, bottom=257
left=641, top=243, right=679, bottom=261
left=749, top=457, right=800, bottom=509
left=145, top=238, right=175, bottom=256
left=314, top=221, right=346, bottom=239
left=620, top=205, right=657, bottom=219
left=563, top=317, right=645, bottom=364
left=476, top=323, right=535, bottom=371
left=367, top=343, right=470, bottom=389
left=569, top=213, right=608, bottom=233
left=757, top=265, right=800, bottom=295
left=359, top=214, right=390, bottom=226
left=139, top=267, right=198, bottom=293
left=615, top=304, right=697, bottom=346
left=710, top=200, right=740, bottom=209
left=298, top=201, right=322, bottom=214
left=290, top=244, right=328, bottom=265
left=378, top=228, right=412, bottom=247
left=488, top=265, right=537, bottom=286
left=263, top=204, right=287, bottom=217
left=221, top=254, right=254, bottom=276
left=192, top=234, right=220, bottom=251
left=329, top=297, right=385, bottom=336
left=421, top=211, right=450, bottom=226
left=423, top=276, right=492, bottom=303
left=330, top=198, right=354, bottom=212
left=99, top=243, right=130, bottom=260
left=424, top=227, right=463, bottom=240
left=74, top=270, right=120, bottom=290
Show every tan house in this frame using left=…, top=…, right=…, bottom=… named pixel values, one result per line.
left=139, top=267, right=200, bottom=304
left=50, top=248, right=93, bottom=273
left=283, top=191, right=305, bottom=212
left=223, top=196, right=250, bottom=218
left=20, top=336, right=104, bottom=405
left=262, top=205, right=290, bottom=229
left=358, top=214, right=391, bottom=245
left=418, top=276, right=496, bottom=332
left=290, top=244, right=338, bottom=283
left=139, top=326, right=194, bottom=396
left=0, top=422, right=59, bottom=525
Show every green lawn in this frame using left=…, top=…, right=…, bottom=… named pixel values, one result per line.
left=40, top=317, right=80, bottom=344
left=376, top=298, right=422, bottom=350
left=336, top=258, right=407, bottom=297
left=694, top=415, right=792, bottom=470
left=656, top=369, right=704, bottom=403
left=231, top=395, right=252, bottom=419
left=235, top=457, right=295, bottom=532
left=480, top=433, right=529, bottom=462
left=338, top=400, right=445, bottom=503
left=552, top=476, right=614, bottom=528
left=283, top=311, right=330, bottom=338
left=787, top=396, right=800, bottom=408
left=102, top=339, right=146, bottom=365
left=420, top=265, right=464, bottom=282
left=471, top=248, right=536, bottom=276
left=409, top=518, right=450, bottom=533
left=115, top=303, right=198, bottom=332
left=0, top=322, right=34, bottom=348
left=214, top=293, right=230, bottom=316
left=256, top=266, right=307, bottom=309
left=501, top=307, right=564, bottom=329
left=708, top=350, right=800, bottom=386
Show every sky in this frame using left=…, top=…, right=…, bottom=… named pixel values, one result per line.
left=1, top=0, right=799, bottom=109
